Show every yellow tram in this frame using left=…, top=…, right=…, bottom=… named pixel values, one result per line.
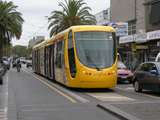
left=32, top=25, right=118, bottom=88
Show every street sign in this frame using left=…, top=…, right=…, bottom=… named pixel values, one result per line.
left=119, top=35, right=134, bottom=43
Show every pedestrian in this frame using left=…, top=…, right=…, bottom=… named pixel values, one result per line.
left=15, top=58, right=21, bottom=72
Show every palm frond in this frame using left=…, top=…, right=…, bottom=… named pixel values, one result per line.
left=48, top=0, right=96, bottom=36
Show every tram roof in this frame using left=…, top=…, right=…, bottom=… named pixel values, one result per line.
left=67, top=25, right=115, bottom=32
left=33, top=40, right=47, bottom=49
left=33, top=25, right=115, bottom=49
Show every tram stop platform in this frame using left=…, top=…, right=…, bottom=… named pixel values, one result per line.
left=98, top=101, right=160, bottom=120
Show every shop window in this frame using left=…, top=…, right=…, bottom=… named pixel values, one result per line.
left=150, top=1, right=160, bottom=25
left=128, top=20, right=136, bottom=35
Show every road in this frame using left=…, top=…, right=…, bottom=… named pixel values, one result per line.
left=1, top=66, right=160, bottom=120
left=6, top=67, right=120, bottom=120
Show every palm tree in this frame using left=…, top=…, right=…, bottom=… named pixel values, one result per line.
left=48, top=0, right=96, bottom=37
left=0, top=1, right=24, bottom=57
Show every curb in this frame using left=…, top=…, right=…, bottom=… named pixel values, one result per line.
left=44, top=78, right=90, bottom=103
left=23, top=68, right=90, bottom=103
left=97, top=103, right=141, bottom=120
left=53, top=85, right=90, bottom=103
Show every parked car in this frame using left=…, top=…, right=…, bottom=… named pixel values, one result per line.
left=26, top=60, right=32, bottom=68
left=20, top=57, right=26, bottom=64
left=0, top=66, right=4, bottom=85
left=155, top=52, right=160, bottom=62
left=133, top=62, right=160, bottom=92
left=2, top=57, right=10, bottom=70
left=117, top=61, right=133, bottom=83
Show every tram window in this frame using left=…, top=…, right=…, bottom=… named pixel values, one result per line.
left=55, top=41, right=63, bottom=68
left=68, top=31, right=76, bottom=78
left=51, top=44, right=55, bottom=79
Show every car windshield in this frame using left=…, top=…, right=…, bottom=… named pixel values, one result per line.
left=118, top=61, right=127, bottom=69
left=157, top=63, right=160, bottom=72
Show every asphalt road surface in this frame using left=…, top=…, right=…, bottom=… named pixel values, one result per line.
left=1, top=66, right=160, bottom=120
left=6, top=68, right=120, bottom=120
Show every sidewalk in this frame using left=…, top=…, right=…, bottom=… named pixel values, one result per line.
left=112, top=102, right=160, bottom=120
left=0, top=74, right=8, bottom=120
left=98, top=101, right=160, bottom=120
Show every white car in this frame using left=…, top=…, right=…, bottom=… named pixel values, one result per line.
left=155, top=52, right=160, bottom=62
left=26, top=60, right=32, bottom=68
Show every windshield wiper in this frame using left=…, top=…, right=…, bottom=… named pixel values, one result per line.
left=90, top=63, right=102, bottom=71
left=86, top=56, right=102, bottom=71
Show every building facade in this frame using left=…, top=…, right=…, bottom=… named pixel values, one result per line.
left=95, top=9, right=110, bottom=25
left=145, top=0, right=160, bottom=32
left=110, top=0, right=158, bottom=70
left=111, top=0, right=146, bottom=35
left=139, top=0, right=160, bottom=61
left=28, top=36, right=45, bottom=48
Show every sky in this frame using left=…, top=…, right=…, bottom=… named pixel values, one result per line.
left=7, top=0, right=110, bottom=46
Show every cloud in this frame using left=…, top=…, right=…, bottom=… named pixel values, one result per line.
left=7, top=0, right=110, bottom=46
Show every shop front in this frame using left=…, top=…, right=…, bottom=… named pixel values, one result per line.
left=147, top=30, right=160, bottom=61
left=119, top=35, right=135, bottom=70
left=119, top=30, right=160, bottom=70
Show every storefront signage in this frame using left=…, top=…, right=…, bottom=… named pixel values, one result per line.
left=119, top=29, right=160, bottom=44
left=107, top=22, right=128, bottom=37
left=134, top=33, right=147, bottom=43
left=147, top=30, right=160, bottom=40
left=116, top=22, right=128, bottom=37
left=136, top=45, right=148, bottom=49
left=119, top=35, right=134, bottom=43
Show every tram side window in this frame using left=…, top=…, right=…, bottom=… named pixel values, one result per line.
left=55, top=41, right=63, bottom=68
left=68, top=31, right=76, bottom=78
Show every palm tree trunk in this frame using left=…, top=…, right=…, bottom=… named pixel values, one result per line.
left=0, top=43, right=3, bottom=59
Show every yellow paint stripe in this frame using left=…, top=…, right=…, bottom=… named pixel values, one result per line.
left=23, top=69, right=77, bottom=103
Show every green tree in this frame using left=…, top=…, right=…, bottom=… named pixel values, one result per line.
left=26, top=47, right=32, bottom=57
left=48, top=0, right=96, bottom=37
left=0, top=1, right=24, bottom=58
left=2, top=43, right=12, bottom=57
left=12, top=45, right=28, bottom=57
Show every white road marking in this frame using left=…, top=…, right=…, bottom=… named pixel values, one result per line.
left=87, top=92, right=135, bottom=102
left=125, top=87, right=134, bottom=90
left=139, top=92, right=160, bottom=100
left=116, top=86, right=134, bottom=91
left=116, top=86, right=160, bottom=100
left=0, top=108, right=7, bottom=119
left=2, top=75, right=9, bottom=120
left=0, top=75, right=9, bottom=120
left=23, top=68, right=78, bottom=103
left=23, top=68, right=90, bottom=103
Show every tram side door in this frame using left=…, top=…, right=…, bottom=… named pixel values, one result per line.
left=54, top=41, right=64, bottom=83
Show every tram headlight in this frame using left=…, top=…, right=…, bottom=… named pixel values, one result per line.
left=82, top=71, right=86, bottom=74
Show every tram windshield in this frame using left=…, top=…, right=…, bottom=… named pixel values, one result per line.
left=75, top=31, right=116, bottom=69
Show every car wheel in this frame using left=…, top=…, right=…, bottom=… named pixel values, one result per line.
left=134, top=81, right=142, bottom=92
left=128, top=80, right=132, bottom=84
